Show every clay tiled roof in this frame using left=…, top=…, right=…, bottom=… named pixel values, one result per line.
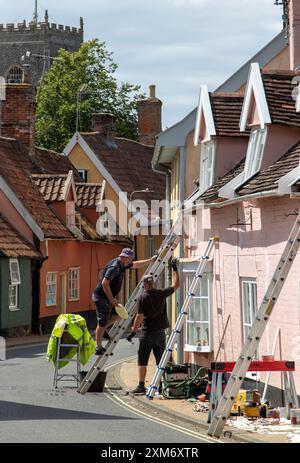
left=75, top=183, right=104, bottom=208
left=262, top=70, right=300, bottom=127
left=0, top=137, right=72, bottom=239
left=237, top=141, right=300, bottom=196
left=0, top=213, right=40, bottom=258
left=210, top=92, right=250, bottom=137
left=80, top=133, right=165, bottom=203
left=31, top=146, right=83, bottom=182
left=31, top=174, right=68, bottom=202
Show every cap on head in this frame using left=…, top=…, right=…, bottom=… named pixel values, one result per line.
left=142, top=274, right=154, bottom=284
left=119, top=248, right=134, bottom=258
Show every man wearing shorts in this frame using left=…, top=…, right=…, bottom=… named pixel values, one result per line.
left=127, top=260, right=180, bottom=394
left=93, top=248, right=155, bottom=356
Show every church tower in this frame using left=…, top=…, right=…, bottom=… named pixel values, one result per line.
left=0, top=7, right=84, bottom=87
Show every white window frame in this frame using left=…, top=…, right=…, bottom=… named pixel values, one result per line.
left=78, top=169, right=88, bottom=182
left=9, top=258, right=21, bottom=285
left=184, top=262, right=213, bottom=353
left=46, top=272, right=57, bottom=307
left=241, top=278, right=258, bottom=342
left=244, top=127, right=267, bottom=181
left=9, top=284, right=19, bottom=311
left=68, top=267, right=80, bottom=301
left=199, top=140, right=216, bottom=194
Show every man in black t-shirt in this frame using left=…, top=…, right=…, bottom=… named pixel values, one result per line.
left=93, top=248, right=156, bottom=356
left=127, top=260, right=180, bottom=394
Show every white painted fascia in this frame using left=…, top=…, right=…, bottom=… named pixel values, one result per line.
left=194, top=85, right=216, bottom=146
left=63, top=133, right=78, bottom=157
left=0, top=175, right=44, bottom=241
left=240, top=63, right=271, bottom=132
left=278, top=165, right=300, bottom=195
left=98, top=179, right=106, bottom=205
left=67, top=133, right=129, bottom=210
left=63, top=170, right=78, bottom=203
left=218, top=172, right=245, bottom=199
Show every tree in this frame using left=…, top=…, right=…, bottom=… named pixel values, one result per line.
left=35, top=39, right=144, bottom=152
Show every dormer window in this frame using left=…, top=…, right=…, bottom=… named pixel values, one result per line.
left=199, top=141, right=216, bottom=193
left=244, top=127, right=267, bottom=181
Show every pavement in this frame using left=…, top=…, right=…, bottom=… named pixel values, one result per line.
left=113, top=353, right=294, bottom=444
left=4, top=334, right=297, bottom=444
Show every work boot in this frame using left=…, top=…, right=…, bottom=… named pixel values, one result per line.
left=95, top=346, right=113, bottom=356
left=131, top=384, right=147, bottom=395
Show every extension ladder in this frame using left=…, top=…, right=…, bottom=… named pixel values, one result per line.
left=208, top=212, right=300, bottom=438
left=146, top=236, right=219, bottom=400
left=78, top=216, right=183, bottom=394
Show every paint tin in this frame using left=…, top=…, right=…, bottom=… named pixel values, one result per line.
left=290, top=409, right=300, bottom=425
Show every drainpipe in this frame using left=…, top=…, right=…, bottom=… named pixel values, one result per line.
left=152, top=161, right=172, bottom=335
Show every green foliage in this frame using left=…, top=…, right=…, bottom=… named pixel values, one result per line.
left=35, top=39, right=144, bottom=152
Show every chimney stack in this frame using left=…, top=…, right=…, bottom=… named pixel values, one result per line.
left=0, top=69, right=36, bottom=153
left=137, top=85, right=162, bottom=146
left=91, top=113, right=117, bottom=139
left=289, top=0, right=300, bottom=70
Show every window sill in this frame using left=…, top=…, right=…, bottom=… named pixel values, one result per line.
left=9, top=307, right=20, bottom=312
left=184, top=344, right=212, bottom=353
left=68, top=298, right=80, bottom=302
left=46, top=304, right=57, bottom=308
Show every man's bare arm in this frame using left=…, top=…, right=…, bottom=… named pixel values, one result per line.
left=132, top=313, right=144, bottom=332
left=102, top=278, right=118, bottom=306
left=132, top=256, right=156, bottom=269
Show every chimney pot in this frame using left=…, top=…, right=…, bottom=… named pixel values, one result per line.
left=91, top=113, right=117, bottom=139
left=137, top=85, right=162, bottom=146
left=149, top=85, right=156, bottom=98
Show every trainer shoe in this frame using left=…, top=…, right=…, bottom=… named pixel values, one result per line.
left=131, top=384, right=147, bottom=395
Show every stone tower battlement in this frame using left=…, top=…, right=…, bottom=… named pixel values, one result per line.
left=0, top=11, right=84, bottom=87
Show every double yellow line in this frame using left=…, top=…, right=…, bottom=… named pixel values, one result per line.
left=104, top=358, right=223, bottom=444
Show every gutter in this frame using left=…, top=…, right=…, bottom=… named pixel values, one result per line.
left=205, top=190, right=278, bottom=208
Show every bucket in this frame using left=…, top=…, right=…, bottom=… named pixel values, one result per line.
left=290, top=409, right=300, bottom=425
left=79, top=370, right=107, bottom=392
left=278, top=407, right=288, bottom=420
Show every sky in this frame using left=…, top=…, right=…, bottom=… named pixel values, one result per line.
left=0, top=0, right=283, bottom=128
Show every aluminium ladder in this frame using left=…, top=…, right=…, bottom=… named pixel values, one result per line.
left=78, top=215, right=183, bottom=394
left=208, top=212, right=300, bottom=438
left=146, top=236, right=219, bottom=400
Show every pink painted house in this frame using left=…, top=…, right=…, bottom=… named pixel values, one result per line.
left=153, top=1, right=300, bottom=400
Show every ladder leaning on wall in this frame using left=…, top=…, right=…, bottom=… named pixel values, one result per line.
left=77, top=214, right=184, bottom=394
left=208, top=211, right=300, bottom=438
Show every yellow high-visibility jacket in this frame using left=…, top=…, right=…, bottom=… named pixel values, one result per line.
left=47, top=314, right=96, bottom=369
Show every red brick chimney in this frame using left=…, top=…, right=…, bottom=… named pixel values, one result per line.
left=137, top=85, right=162, bottom=146
left=91, top=113, right=117, bottom=139
left=0, top=66, right=36, bottom=153
left=289, top=0, right=300, bottom=70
